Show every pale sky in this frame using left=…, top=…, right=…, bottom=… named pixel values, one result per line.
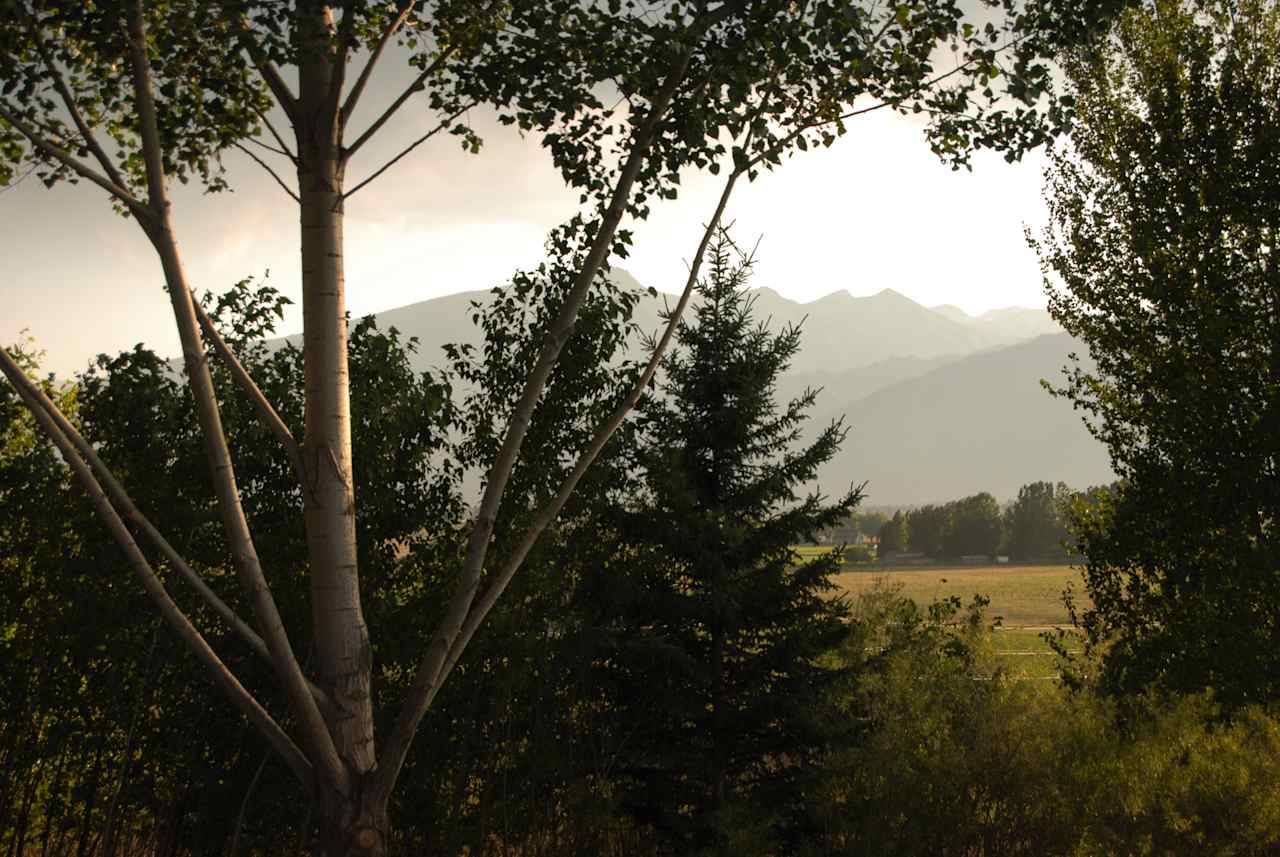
left=1, top=92, right=1054, bottom=380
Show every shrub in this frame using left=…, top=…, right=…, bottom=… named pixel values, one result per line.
left=817, top=584, right=1280, bottom=857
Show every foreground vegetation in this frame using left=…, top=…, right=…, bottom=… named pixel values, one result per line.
left=3, top=1, right=1279, bottom=853
left=824, top=588, right=1280, bottom=857
left=4, top=572, right=1279, bottom=856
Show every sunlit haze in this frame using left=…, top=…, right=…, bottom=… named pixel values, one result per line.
left=2, top=105, right=1052, bottom=380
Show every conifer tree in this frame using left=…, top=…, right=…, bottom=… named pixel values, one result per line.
left=582, top=232, right=861, bottom=855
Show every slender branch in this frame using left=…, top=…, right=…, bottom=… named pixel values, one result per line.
left=324, top=5, right=353, bottom=135
left=227, top=10, right=300, bottom=122
left=32, top=30, right=129, bottom=192
left=343, top=42, right=461, bottom=159
left=2, top=335, right=334, bottom=715
left=245, top=135, right=294, bottom=160
left=792, top=29, right=1035, bottom=145
left=37, top=395, right=267, bottom=660
left=341, top=0, right=419, bottom=125
left=373, top=19, right=707, bottom=801
left=256, top=109, right=298, bottom=163
left=439, top=165, right=744, bottom=690
left=0, top=347, right=314, bottom=786
left=125, top=0, right=348, bottom=795
left=342, top=101, right=475, bottom=199
left=233, top=141, right=301, bottom=202
left=0, top=103, right=149, bottom=222
left=191, top=296, right=307, bottom=488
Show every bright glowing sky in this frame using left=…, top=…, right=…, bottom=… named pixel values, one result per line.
left=1, top=99, right=1054, bottom=380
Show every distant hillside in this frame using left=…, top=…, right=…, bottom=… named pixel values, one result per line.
left=747, top=287, right=997, bottom=373
left=806, top=333, right=1114, bottom=506
left=774, top=354, right=962, bottom=417
left=323, top=272, right=1054, bottom=377
left=927, top=302, right=1062, bottom=344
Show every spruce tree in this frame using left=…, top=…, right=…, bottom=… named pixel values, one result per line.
left=581, top=232, right=862, bottom=855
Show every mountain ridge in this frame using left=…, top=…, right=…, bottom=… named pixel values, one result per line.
left=263, top=270, right=1103, bottom=503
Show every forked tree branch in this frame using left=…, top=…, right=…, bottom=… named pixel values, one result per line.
left=341, top=0, right=419, bottom=125
left=233, top=141, right=301, bottom=202
left=373, top=19, right=709, bottom=800
left=32, top=31, right=130, bottom=192
left=245, top=134, right=294, bottom=160
left=437, top=165, right=744, bottom=692
left=342, top=100, right=475, bottom=199
left=255, top=109, right=298, bottom=163
left=124, top=0, right=348, bottom=795
left=0, top=346, right=314, bottom=785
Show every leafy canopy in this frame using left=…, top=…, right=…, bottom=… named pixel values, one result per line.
left=1032, top=0, right=1280, bottom=707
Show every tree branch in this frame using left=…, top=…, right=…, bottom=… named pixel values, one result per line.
left=341, top=0, right=419, bottom=125
left=0, top=103, right=149, bottom=223
left=191, top=295, right=307, bottom=488
left=31, top=30, right=130, bottom=192
left=342, top=101, right=475, bottom=199
left=226, top=9, right=300, bottom=122
left=373, top=21, right=707, bottom=801
left=439, top=165, right=744, bottom=691
left=245, top=134, right=294, bottom=160
left=783, top=29, right=1035, bottom=150
left=233, top=141, right=301, bottom=202
left=255, top=109, right=298, bottom=163
left=2, top=339, right=337, bottom=716
left=324, top=5, right=353, bottom=136
left=0, top=346, right=314, bottom=786
left=125, top=0, right=348, bottom=796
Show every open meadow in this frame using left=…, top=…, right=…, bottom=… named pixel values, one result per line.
left=833, top=563, right=1086, bottom=627
left=819, top=557, right=1090, bottom=678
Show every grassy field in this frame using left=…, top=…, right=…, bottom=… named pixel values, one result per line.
left=833, top=563, right=1087, bottom=627
left=829, top=562, right=1089, bottom=679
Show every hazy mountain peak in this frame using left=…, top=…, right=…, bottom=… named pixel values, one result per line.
left=813, top=289, right=856, bottom=303
left=929, top=304, right=974, bottom=324
left=868, top=287, right=914, bottom=302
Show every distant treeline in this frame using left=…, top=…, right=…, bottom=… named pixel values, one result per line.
left=819, top=481, right=1113, bottom=563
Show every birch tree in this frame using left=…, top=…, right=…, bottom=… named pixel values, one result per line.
left=0, top=1, right=1127, bottom=852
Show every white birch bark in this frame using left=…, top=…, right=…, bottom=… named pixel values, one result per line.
left=124, top=0, right=347, bottom=794
left=292, top=10, right=378, bottom=842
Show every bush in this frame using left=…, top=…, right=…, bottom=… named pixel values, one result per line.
left=816, top=585, right=1280, bottom=857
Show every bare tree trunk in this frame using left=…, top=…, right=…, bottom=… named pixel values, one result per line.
left=9, top=761, right=38, bottom=857
left=295, top=6, right=380, bottom=853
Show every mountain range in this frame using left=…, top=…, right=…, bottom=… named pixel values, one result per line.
left=291, top=270, right=1114, bottom=506
left=358, top=271, right=1062, bottom=377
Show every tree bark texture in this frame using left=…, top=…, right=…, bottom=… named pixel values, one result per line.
left=295, top=6, right=379, bottom=851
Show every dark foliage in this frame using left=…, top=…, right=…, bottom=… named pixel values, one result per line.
left=578, top=232, right=862, bottom=856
